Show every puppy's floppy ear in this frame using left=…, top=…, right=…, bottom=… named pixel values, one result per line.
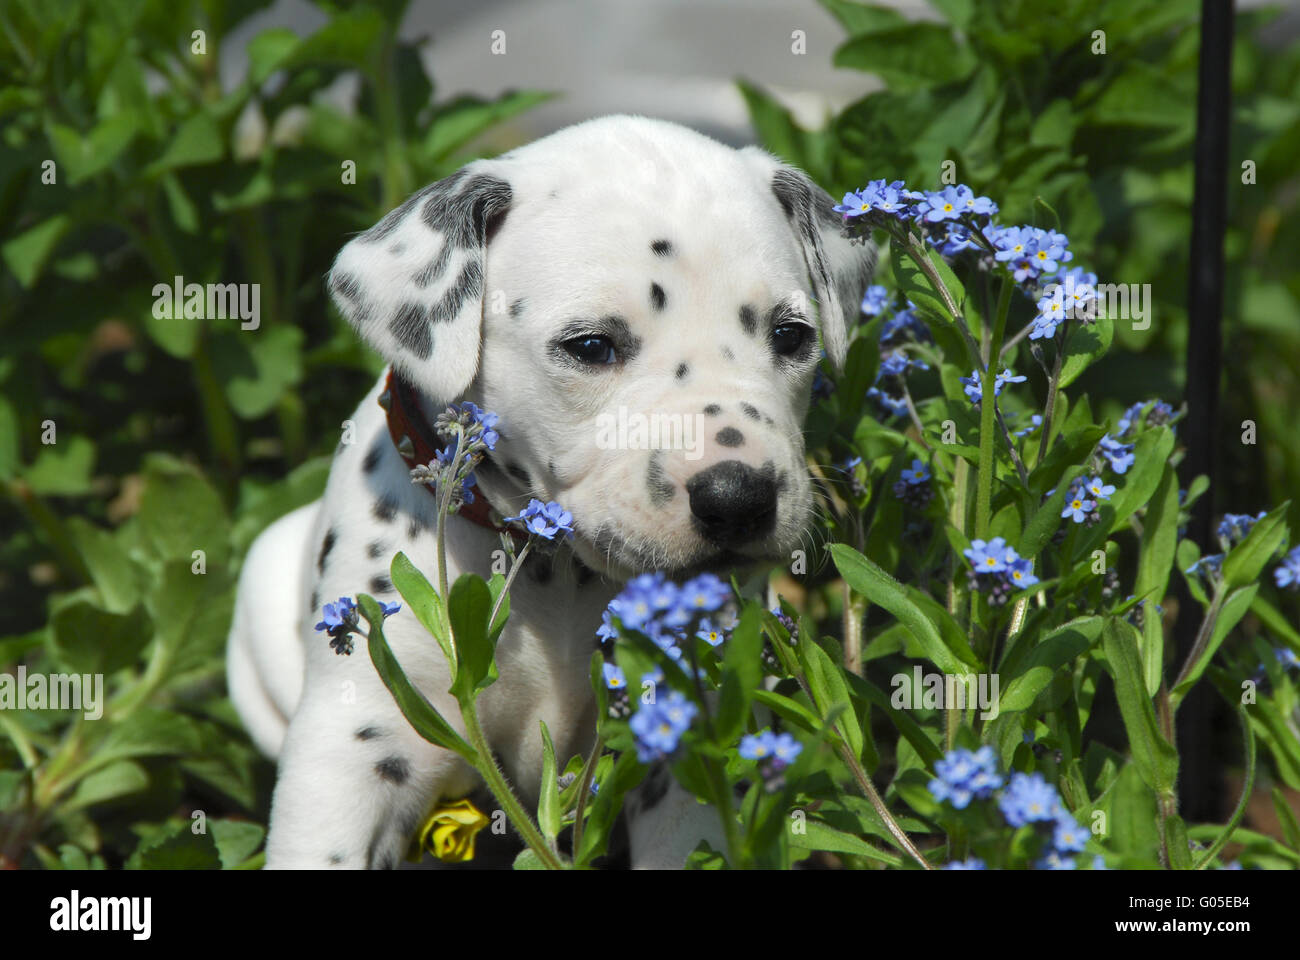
left=327, top=162, right=512, bottom=403
left=741, top=148, right=875, bottom=372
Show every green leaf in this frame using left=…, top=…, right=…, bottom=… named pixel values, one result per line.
left=94, top=709, right=205, bottom=769
left=513, top=847, right=546, bottom=870
left=834, top=23, right=977, bottom=92
left=716, top=605, right=763, bottom=743
left=1271, top=786, right=1300, bottom=852
left=210, top=819, right=266, bottom=870
left=147, top=560, right=235, bottom=680
left=390, top=552, right=454, bottom=675
left=788, top=818, right=903, bottom=867
left=127, top=823, right=221, bottom=870
left=423, top=91, right=555, bottom=162
left=284, top=7, right=387, bottom=72
left=538, top=720, right=560, bottom=845
left=1058, top=313, right=1114, bottom=388
left=1172, top=584, right=1259, bottom=701
left=2, top=214, right=70, bottom=288
left=751, top=689, right=821, bottom=734
left=1105, top=427, right=1175, bottom=532
left=1166, top=813, right=1193, bottom=869
left=137, top=462, right=229, bottom=566
left=830, top=543, right=974, bottom=674
left=66, top=517, right=141, bottom=614
left=362, top=596, right=476, bottom=764
left=996, top=616, right=1104, bottom=715
left=800, top=642, right=862, bottom=760
left=1222, top=501, right=1290, bottom=589
left=1134, top=464, right=1179, bottom=694
left=1193, top=707, right=1255, bottom=868
left=890, top=241, right=965, bottom=327
left=49, top=601, right=151, bottom=675
left=210, top=326, right=305, bottom=419
left=62, top=760, right=150, bottom=813
left=447, top=574, right=497, bottom=701
left=1101, top=618, right=1177, bottom=797
left=144, top=111, right=224, bottom=176
left=22, top=433, right=95, bottom=496
left=247, top=28, right=300, bottom=85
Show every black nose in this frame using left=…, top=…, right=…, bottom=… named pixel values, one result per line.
left=686, top=460, right=777, bottom=548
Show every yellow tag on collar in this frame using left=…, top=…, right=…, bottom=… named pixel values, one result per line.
left=406, top=798, right=491, bottom=863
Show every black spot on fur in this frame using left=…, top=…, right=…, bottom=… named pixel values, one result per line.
left=330, top=272, right=362, bottom=303
left=367, top=540, right=386, bottom=560
left=389, top=302, right=432, bottom=359
left=356, top=726, right=382, bottom=741
left=310, top=588, right=319, bottom=613
left=647, top=450, right=675, bottom=506
left=703, top=404, right=721, bottom=416
left=739, top=304, right=758, bottom=336
left=528, top=552, right=555, bottom=585
left=721, top=346, right=735, bottom=362
left=370, top=573, right=393, bottom=594
left=388, top=242, right=406, bottom=256
left=318, top=528, right=337, bottom=574
left=548, top=458, right=556, bottom=476
left=509, top=297, right=526, bottom=318
left=741, top=403, right=761, bottom=421
left=431, top=259, right=482, bottom=324
left=363, top=437, right=385, bottom=474
left=373, top=495, right=399, bottom=524
left=407, top=515, right=429, bottom=540
left=575, top=560, right=596, bottom=586
left=420, top=173, right=512, bottom=250
left=412, top=243, right=453, bottom=289
left=375, top=755, right=411, bottom=785
left=650, top=282, right=666, bottom=312
left=639, top=763, right=671, bottom=811
left=716, top=427, right=744, bottom=448
left=506, top=462, right=532, bottom=486
left=675, top=363, right=689, bottom=380
left=329, top=853, right=344, bottom=865
left=651, top=239, right=674, bottom=257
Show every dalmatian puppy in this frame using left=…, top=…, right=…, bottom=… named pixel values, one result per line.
left=226, top=114, right=874, bottom=869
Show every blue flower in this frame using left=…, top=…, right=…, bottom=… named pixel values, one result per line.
left=841, top=455, right=863, bottom=472
left=1217, top=511, right=1265, bottom=546
left=678, top=573, right=731, bottom=615
left=998, top=772, right=1061, bottom=827
left=1186, top=553, right=1224, bottom=577
left=900, top=459, right=930, bottom=485
left=315, top=596, right=360, bottom=656
left=740, top=730, right=777, bottom=759
left=995, top=368, right=1027, bottom=390
left=1098, top=434, right=1136, bottom=474
left=917, top=186, right=965, bottom=223
left=630, top=689, right=698, bottom=763
left=964, top=537, right=1012, bottom=574
left=771, top=732, right=802, bottom=763
left=943, top=857, right=987, bottom=870
left=930, top=221, right=978, bottom=258
left=861, top=285, right=890, bottom=316
left=696, top=618, right=727, bottom=647
left=1275, top=647, right=1300, bottom=669
left=379, top=600, right=402, bottom=618
left=880, top=304, right=930, bottom=345
left=1061, top=491, right=1096, bottom=524
left=959, top=368, right=1022, bottom=405
left=1052, top=812, right=1088, bottom=852
left=1084, top=476, right=1116, bottom=501
left=603, top=662, right=626, bottom=689
left=927, top=746, right=1003, bottom=809
left=505, top=499, right=575, bottom=540
left=1035, top=850, right=1077, bottom=870
left=1275, top=546, right=1300, bottom=590
left=867, top=386, right=909, bottom=419
left=1006, top=557, right=1039, bottom=589
left=1013, top=414, right=1043, bottom=438
left=596, top=608, right=619, bottom=643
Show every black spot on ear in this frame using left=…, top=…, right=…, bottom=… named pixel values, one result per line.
left=373, top=495, right=399, bottom=524
left=509, top=298, right=526, bottom=318
left=331, top=272, right=362, bottom=303
left=506, top=462, right=532, bottom=486
left=430, top=259, right=482, bottom=324
left=370, top=573, right=393, bottom=594
left=318, top=528, right=337, bottom=574
left=375, top=755, right=411, bottom=784
left=716, top=427, right=744, bottom=447
left=721, top=346, right=735, bottom=362
left=675, top=363, right=689, bottom=381
left=356, top=726, right=383, bottom=741
left=651, top=239, right=674, bottom=257
left=650, top=283, right=666, bottom=312
left=390, top=302, right=432, bottom=359
left=647, top=450, right=675, bottom=506
left=363, top=437, right=385, bottom=474
left=740, top=403, right=761, bottom=421
left=367, top=540, right=386, bottom=560
left=420, top=173, right=511, bottom=249
left=575, top=560, right=596, bottom=586
left=412, top=244, right=453, bottom=289
left=739, top=304, right=757, bottom=336
left=703, top=404, right=721, bottom=416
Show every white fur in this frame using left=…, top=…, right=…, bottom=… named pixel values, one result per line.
left=226, top=115, right=873, bottom=869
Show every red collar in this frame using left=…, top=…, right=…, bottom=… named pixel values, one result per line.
left=379, top=370, right=526, bottom=543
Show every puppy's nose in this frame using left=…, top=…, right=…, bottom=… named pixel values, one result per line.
left=686, top=460, right=777, bottom=547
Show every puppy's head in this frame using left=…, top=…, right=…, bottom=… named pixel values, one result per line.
left=329, top=116, right=873, bottom=579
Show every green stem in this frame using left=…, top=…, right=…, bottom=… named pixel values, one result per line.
left=570, top=733, right=603, bottom=865
left=1034, top=321, right=1070, bottom=469
left=459, top=697, right=566, bottom=869
left=487, top=538, right=533, bottom=632
left=975, top=279, right=1013, bottom=541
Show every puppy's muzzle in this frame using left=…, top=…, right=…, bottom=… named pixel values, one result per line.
left=686, top=460, right=777, bottom=548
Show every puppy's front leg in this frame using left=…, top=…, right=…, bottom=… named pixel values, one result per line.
left=264, top=679, right=470, bottom=869
left=624, top=763, right=728, bottom=870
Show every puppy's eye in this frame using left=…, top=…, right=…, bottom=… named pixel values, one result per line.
left=562, top=335, right=618, bottom=365
left=770, top=322, right=812, bottom=357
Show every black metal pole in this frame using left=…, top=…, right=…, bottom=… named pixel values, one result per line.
left=1175, top=0, right=1234, bottom=823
